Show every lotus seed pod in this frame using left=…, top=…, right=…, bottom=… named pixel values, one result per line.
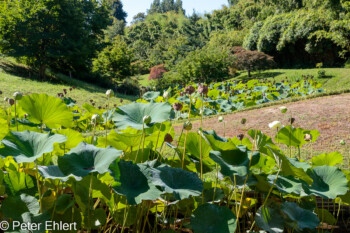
left=0, top=90, right=2, bottom=95
left=184, top=86, right=195, bottom=95
left=280, top=106, right=287, bottom=114
left=218, top=116, right=224, bottom=122
left=304, top=134, right=312, bottom=142
left=120, top=99, right=123, bottom=103
left=164, top=133, right=173, bottom=143
left=143, top=115, right=152, bottom=124
left=198, top=84, right=208, bottom=95
left=106, top=89, right=114, bottom=98
left=241, top=118, right=247, bottom=125
left=163, top=91, right=169, bottom=99
left=173, top=102, right=183, bottom=111
left=13, top=91, right=23, bottom=100
left=8, top=98, right=15, bottom=105
left=183, top=121, right=192, bottom=131
left=269, top=121, right=282, bottom=129
left=237, top=134, right=244, bottom=141
left=289, top=117, right=295, bottom=125
left=340, top=140, right=346, bottom=146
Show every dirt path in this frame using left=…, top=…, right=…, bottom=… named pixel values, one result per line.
left=175, top=93, right=350, bottom=159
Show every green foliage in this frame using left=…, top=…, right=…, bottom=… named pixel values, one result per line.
left=176, top=47, right=233, bottom=83
left=0, top=0, right=110, bottom=79
left=93, top=36, right=134, bottom=81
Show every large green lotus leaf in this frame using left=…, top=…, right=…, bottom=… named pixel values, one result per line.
left=0, top=131, right=67, bottom=163
left=110, top=160, right=163, bottom=205
left=314, top=208, right=337, bottom=225
left=255, top=206, right=284, bottom=233
left=20, top=93, right=74, bottom=129
left=38, top=165, right=82, bottom=181
left=3, top=170, right=36, bottom=196
left=203, top=130, right=237, bottom=151
left=53, top=128, right=84, bottom=156
left=1, top=194, right=39, bottom=220
left=276, top=126, right=320, bottom=148
left=307, top=165, right=348, bottom=199
left=191, top=204, right=237, bottom=233
left=287, top=157, right=311, bottom=172
left=281, top=202, right=320, bottom=230
left=97, top=129, right=142, bottom=151
left=143, top=91, right=160, bottom=101
left=267, top=175, right=306, bottom=195
left=113, top=102, right=172, bottom=130
left=266, top=146, right=313, bottom=184
left=311, top=152, right=343, bottom=167
left=179, top=132, right=216, bottom=169
left=209, top=146, right=260, bottom=177
left=150, top=164, right=203, bottom=200
left=58, top=142, right=122, bottom=177
left=247, top=129, right=279, bottom=155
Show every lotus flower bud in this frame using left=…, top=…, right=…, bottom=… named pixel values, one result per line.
left=163, top=91, right=169, bottom=99
left=237, top=134, right=244, bottom=141
left=183, top=121, right=192, bottom=131
left=198, top=84, right=208, bottom=95
left=289, top=117, right=295, bottom=125
left=143, top=115, right=152, bottom=124
left=241, top=118, right=247, bottom=125
left=269, top=121, right=282, bottom=129
left=218, top=116, right=224, bottom=122
left=8, top=98, right=15, bottom=105
left=304, top=134, right=312, bottom=142
left=280, top=106, right=287, bottom=114
left=340, top=140, right=346, bottom=146
left=13, top=91, right=23, bottom=100
left=173, top=102, right=183, bottom=111
left=184, top=86, right=195, bottom=95
left=91, top=114, right=100, bottom=125
left=106, top=89, right=114, bottom=98
left=4, top=97, right=9, bottom=102
left=164, top=134, right=173, bottom=143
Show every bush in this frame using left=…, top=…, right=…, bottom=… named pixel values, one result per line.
left=150, top=71, right=183, bottom=90
left=232, top=47, right=275, bottom=77
left=115, top=77, right=140, bottom=96
left=92, top=36, right=134, bottom=82
left=148, top=64, right=167, bottom=80
left=176, top=47, right=232, bottom=84
left=317, top=69, right=326, bottom=78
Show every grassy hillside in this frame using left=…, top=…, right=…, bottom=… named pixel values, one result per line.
left=0, top=58, right=137, bottom=109
left=232, top=68, right=350, bottom=91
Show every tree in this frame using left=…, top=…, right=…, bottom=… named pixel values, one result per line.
left=0, top=0, right=110, bottom=80
left=108, top=0, right=128, bottom=22
left=232, top=47, right=275, bottom=77
left=148, top=0, right=161, bottom=14
left=132, top=12, right=146, bottom=24
left=93, top=36, right=134, bottom=81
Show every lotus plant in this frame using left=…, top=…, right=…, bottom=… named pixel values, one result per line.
left=13, top=91, right=23, bottom=131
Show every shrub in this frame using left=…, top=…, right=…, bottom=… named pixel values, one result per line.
left=232, top=47, right=275, bottom=77
left=148, top=64, right=167, bottom=80
left=115, top=77, right=140, bottom=96
left=92, top=36, right=134, bottom=82
left=176, top=47, right=232, bottom=84
left=317, top=69, right=326, bottom=78
left=150, top=71, right=183, bottom=90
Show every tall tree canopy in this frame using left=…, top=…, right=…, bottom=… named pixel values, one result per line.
left=0, top=0, right=110, bottom=79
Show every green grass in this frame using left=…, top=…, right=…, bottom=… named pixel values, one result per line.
left=0, top=58, right=137, bottom=109
left=232, top=68, right=350, bottom=91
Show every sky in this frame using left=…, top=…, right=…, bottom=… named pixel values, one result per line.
left=123, top=0, right=228, bottom=24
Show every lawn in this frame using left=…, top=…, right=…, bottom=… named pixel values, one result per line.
left=0, top=58, right=137, bottom=109
left=232, top=68, right=350, bottom=91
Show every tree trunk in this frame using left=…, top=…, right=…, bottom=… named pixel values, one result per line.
left=39, top=65, right=46, bottom=81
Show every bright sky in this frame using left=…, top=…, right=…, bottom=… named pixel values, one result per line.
left=123, top=0, right=228, bottom=23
